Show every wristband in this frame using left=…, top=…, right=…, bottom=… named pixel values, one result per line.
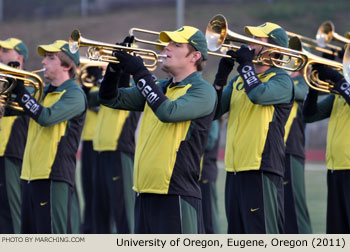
left=237, top=63, right=261, bottom=93
left=336, top=79, right=350, bottom=105
left=135, top=73, right=166, bottom=111
left=15, top=89, right=43, bottom=120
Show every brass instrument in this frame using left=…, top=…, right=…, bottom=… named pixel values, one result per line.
left=0, top=74, right=14, bottom=118
left=130, top=27, right=252, bottom=59
left=316, top=21, right=350, bottom=48
left=69, top=29, right=166, bottom=72
left=77, top=56, right=107, bottom=88
left=205, top=14, right=350, bottom=94
left=205, top=14, right=308, bottom=72
left=129, top=28, right=168, bottom=49
left=342, top=43, right=350, bottom=85
left=289, top=36, right=350, bottom=94
left=286, top=31, right=342, bottom=57
left=0, top=63, right=44, bottom=111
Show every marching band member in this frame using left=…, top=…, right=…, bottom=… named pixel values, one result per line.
left=303, top=64, right=350, bottom=233
left=0, top=38, right=29, bottom=234
left=88, top=58, right=141, bottom=234
left=199, top=119, right=221, bottom=234
left=283, top=66, right=312, bottom=234
left=213, top=22, right=294, bottom=234
left=8, top=40, right=86, bottom=233
left=99, top=26, right=217, bottom=233
left=79, top=66, right=102, bottom=233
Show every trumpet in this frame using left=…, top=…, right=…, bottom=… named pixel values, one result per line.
left=69, top=29, right=166, bottom=72
left=0, top=63, right=44, bottom=111
left=77, top=56, right=107, bottom=88
left=316, top=21, right=350, bottom=48
left=289, top=36, right=350, bottom=94
left=205, top=14, right=308, bottom=72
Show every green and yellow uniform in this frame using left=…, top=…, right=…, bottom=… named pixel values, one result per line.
left=217, top=67, right=293, bottom=234
left=303, top=93, right=350, bottom=233
left=92, top=103, right=140, bottom=234
left=0, top=115, right=28, bottom=234
left=19, top=80, right=86, bottom=234
left=80, top=87, right=99, bottom=234
left=100, top=71, right=216, bottom=233
left=199, top=119, right=221, bottom=234
left=283, top=75, right=312, bottom=234
left=0, top=37, right=29, bottom=234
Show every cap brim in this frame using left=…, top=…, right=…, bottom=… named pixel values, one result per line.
left=155, top=44, right=166, bottom=51
left=245, top=26, right=269, bottom=37
left=0, top=41, right=15, bottom=49
left=37, top=45, right=60, bottom=56
left=159, top=31, right=189, bottom=43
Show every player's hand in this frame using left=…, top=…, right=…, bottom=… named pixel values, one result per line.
left=213, top=50, right=235, bottom=87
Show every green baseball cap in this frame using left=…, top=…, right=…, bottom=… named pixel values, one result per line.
left=38, top=40, right=80, bottom=66
left=245, top=22, right=288, bottom=48
left=159, top=26, right=208, bottom=60
left=0, top=38, right=29, bottom=61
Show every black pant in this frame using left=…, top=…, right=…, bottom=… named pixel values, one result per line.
left=0, top=157, right=14, bottom=233
left=327, top=170, right=350, bottom=234
left=0, top=157, right=21, bottom=234
left=21, top=179, right=73, bottom=234
left=93, top=150, right=134, bottom=233
left=284, top=154, right=312, bottom=234
left=225, top=170, right=284, bottom=234
left=199, top=181, right=220, bottom=233
left=134, top=193, right=204, bottom=234
left=80, top=141, right=97, bottom=233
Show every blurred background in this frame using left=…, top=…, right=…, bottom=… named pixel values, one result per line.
left=1, top=0, right=349, bottom=233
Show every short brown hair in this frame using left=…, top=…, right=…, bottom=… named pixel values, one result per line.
left=186, top=44, right=206, bottom=72
left=57, top=51, right=77, bottom=78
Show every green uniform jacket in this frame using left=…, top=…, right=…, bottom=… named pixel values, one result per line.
left=0, top=115, right=29, bottom=160
left=303, top=94, right=350, bottom=170
left=100, top=71, right=217, bottom=199
left=20, top=79, right=86, bottom=186
left=284, top=75, right=308, bottom=159
left=81, top=86, right=99, bottom=141
left=86, top=85, right=141, bottom=154
left=93, top=105, right=140, bottom=153
left=216, top=67, right=293, bottom=176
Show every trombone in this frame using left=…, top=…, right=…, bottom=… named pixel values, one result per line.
left=0, top=63, right=44, bottom=111
left=69, top=29, right=166, bottom=72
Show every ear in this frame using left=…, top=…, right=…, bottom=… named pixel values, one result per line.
left=17, top=54, right=24, bottom=67
left=191, top=51, right=202, bottom=62
left=62, top=64, right=72, bottom=73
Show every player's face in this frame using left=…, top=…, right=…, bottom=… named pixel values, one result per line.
left=162, top=41, right=193, bottom=72
left=41, top=52, right=65, bottom=81
left=250, top=36, right=269, bottom=57
left=0, top=48, right=21, bottom=65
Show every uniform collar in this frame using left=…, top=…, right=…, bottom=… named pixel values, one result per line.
left=45, top=78, right=76, bottom=92
left=169, top=71, right=201, bottom=87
